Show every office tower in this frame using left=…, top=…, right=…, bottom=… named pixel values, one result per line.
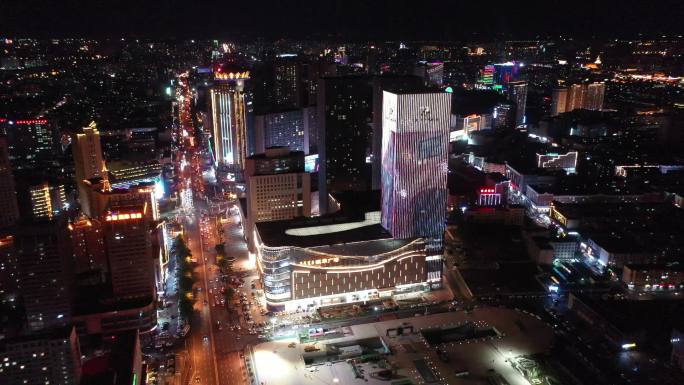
left=302, top=106, right=318, bottom=154
left=507, top=81, right=528, bottom=127
left=551, top=88, right=569, bottom=116
left=493, top=102, right=515, bottom=130
left=210, top=67, right=250, bottom=171
left=15, top=219, right=73, bottom=331
left=254, top=110, right=306, bottom=154
left=317, top=76, right=372, bottom=214
left=302, top=60, right=337, bottom=106
left=381, top=90, right=451, bottom=240
left=413, top=61, right=444, bottom=87
left=69, top=216, right=107, bottom=276
left=0, top=326, right=82, bottom=385
left=585, top=82, right=606, bottom=111
left=0, top=137, right=19, bottom=228
left=273, top=54, right=302, bottom=109
left=73, top=123, right=104, bottom=184
left=13, top=174, right=67, bottom=221
left=370, top=75, right=424, bottom=190
left=73, top=124, right=104, bottom=211
left=245, top=147, right=311, bottom=250
left=26, top=181, right=66, bottom=220
left=392, top=44, right=419, bottom=75
left=104, top=204, right=154, bottom=300
left=28, top=182, right=64, bottom=220
left=567, top=84, right=586, bottom=111
left=0, top=119, right=55, bottom=169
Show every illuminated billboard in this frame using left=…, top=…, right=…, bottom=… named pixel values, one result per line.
left=304, top=154, right=319, bottom=173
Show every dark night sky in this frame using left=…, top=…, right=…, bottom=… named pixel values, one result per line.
left=1, top=0, right=683, bottom=40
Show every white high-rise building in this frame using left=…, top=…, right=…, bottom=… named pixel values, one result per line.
left=381, top=90, right=451, bottom=241
left=244, top=147, right=311, bottom=251
left=381, top=89, right=450, bottom=285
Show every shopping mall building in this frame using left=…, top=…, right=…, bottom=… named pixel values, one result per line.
left=251, top=193, right=443, bottom=312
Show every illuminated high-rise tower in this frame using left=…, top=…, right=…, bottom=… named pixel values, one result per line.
left=380, top=90, right=451, bottom=240
left=507, top=81, right=528, bottom=127
left=273, top=54, right=302, bottom=109
left=479, top=64, right=495, bottom=86
left=104, top=204, right=154, bottom=300
left=210, top=67, right=250, bottom=172
left=585, top=82, right=606, bottom=111
left=73, top=122, right=104, bottom=183
left=567, top=84, right=586, bottom=111
left=73, top=123, right=104, bottom=211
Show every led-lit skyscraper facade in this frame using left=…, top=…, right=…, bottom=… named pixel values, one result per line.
left=381, top=90, right=451, bottom=240
left=507, top=81, right=528, bottom=127
left=479, top=64, right=495, bottom=86
left=210, top=69, right=250, bottom=169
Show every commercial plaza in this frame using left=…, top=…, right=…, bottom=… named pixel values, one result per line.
left=248, top=306, right=555, bottom=385
left=252, top=204, right=443, bottom=312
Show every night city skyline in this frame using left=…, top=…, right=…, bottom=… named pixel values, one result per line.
left=1, top=3, right=684, bottom=385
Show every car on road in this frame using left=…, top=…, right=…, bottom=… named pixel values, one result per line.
left=203, top=335, right=209, bottom=343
